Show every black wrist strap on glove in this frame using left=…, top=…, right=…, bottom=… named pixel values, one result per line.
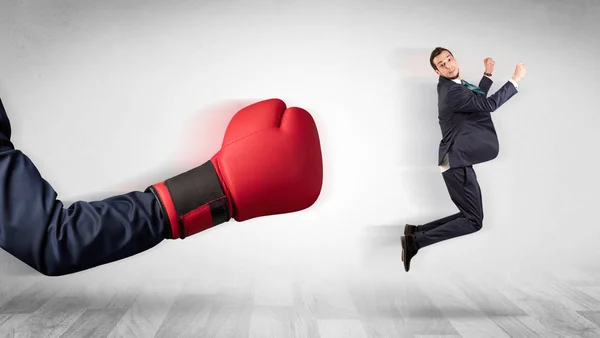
left=146, top=160, right=230, bottom=239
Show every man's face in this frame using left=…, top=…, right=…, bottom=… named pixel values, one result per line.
left=433, top=51, right=459, bottom=79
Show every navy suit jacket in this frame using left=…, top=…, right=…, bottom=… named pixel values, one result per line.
left=437, top=75, right=519, bottom=168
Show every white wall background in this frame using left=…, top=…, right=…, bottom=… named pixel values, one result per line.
left=0, top=0, right=599, bottom=278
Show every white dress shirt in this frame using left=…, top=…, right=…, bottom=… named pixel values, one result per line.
left=439, top=76, right=519, bottom=172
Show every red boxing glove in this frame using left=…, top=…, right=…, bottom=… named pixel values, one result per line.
left=147, top=98, right=323, bottom=239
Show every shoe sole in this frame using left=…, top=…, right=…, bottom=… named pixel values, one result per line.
left=401, top=236, right=409, bottom=271
left=401, top=237, right=404, bottom=262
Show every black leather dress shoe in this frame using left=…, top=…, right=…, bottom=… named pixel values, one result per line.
left=401, top=235, right=419, bottom=272
left=404, top=224, right=418, bottom=236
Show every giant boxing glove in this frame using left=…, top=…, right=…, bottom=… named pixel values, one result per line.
left=146, top=98, right=323, bottom=239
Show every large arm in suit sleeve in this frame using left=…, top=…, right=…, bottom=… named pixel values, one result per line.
left=449, top=80, right=518, bottom=114
left=0, top=96, right=167, bottom=276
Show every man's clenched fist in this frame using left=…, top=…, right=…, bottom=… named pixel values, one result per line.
left=484, top=57, right=495, bottom=74
left=512, top=62, right=527, bottom=82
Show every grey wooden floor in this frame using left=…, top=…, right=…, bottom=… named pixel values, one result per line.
left=2, top=251, right=600, bottom=338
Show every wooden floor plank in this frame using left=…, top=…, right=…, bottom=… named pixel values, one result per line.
left=248, top=306, right=295, bottom=338
left=491, top=316, right=541, bottom=338
left=452, top=276, right=528, bottom=317
left=577, top=311, right=600, bottom=328
left=0, top=279, right=61, bottom=314
left=0, top=314, right=30, bottom=338
left=0, top=277, right=38, bottom=310
left=11, top=296, right=89, bottom=338
left=499, top=277, right=600, bottom=337
left=58, top=309, right=126, bottom=338
left=105, top=279, right=184, bottom=338
left=290, top=280, right=322, bottom=338
left=317, top=319, right=369, bottom=338
left=153, top=274, right=255, bottom=337
left=419, top=278, right=511, bottom=338
left=347, top=272, right=459, bottom=337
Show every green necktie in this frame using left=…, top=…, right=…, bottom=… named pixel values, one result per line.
left=461, top=80, right=485, bottom=94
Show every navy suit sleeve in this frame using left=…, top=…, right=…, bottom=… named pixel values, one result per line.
left=0, top=97, right=168, bottom=276
left=449, top=80, right=518, bottom=114
left=478, top=76, right=493, bottom=95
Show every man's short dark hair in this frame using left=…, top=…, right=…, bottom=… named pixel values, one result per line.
left=430, top=47, right=452, bottom=70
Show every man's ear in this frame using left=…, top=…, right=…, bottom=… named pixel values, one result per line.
left=434, top=69, right=441, bottom=76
